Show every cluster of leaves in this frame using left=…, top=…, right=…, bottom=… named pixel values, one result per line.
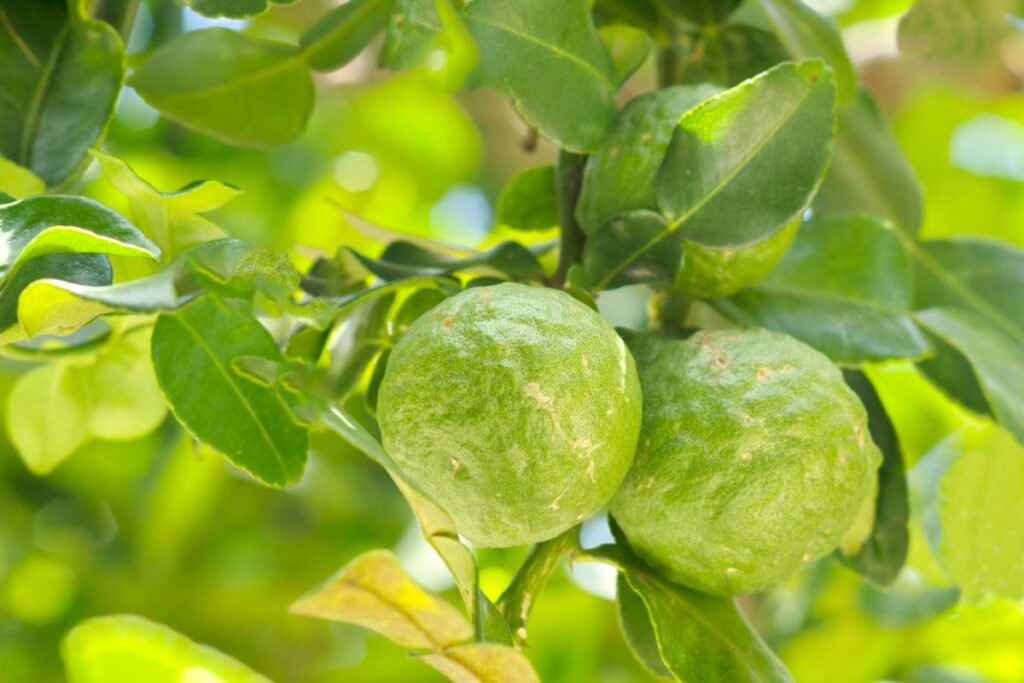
left=1, top=0, right=1022, bottom=680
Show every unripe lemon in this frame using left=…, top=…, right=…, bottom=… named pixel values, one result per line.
left=378, top=283, right=642, bottom=547
left=610, top=329, right=880, bottom=595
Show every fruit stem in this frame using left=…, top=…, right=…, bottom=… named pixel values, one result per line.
left=657, top=27, right=681, bottom=88
left=553, top=150, right=588, bottom=287
left=497, top=527, right=578, bottom=646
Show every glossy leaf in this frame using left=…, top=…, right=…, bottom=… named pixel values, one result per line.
left=464, top=0, right=617, bottom=152
left=152, top=296, right=309, bottom=487
left=0, top=0, right=124, bottom=186
left=0, top=157, right=44, bottom=198
left=578, top=61, right=836, bottom=292
left=350, top=240, right=545, bottom=281
left=814, top=92, right=923, bottom=235
left=300, top=0, right=396, bottom=72
left=0, top=195, right=159, bottom=283
left=596, top=545, right=794, bottom=682
left=839, top=370, right=910, bottom=585
left=63, top=614, right=270, bottom=682
left=616, top=576, right=672, bottom=679
left=679, top=26, right=789, bottom=87
left=496, top=166, right=558, bottom=231
left=756, top=0, right=856, bottom=103
left=715, top=215, right=930, bottom=365
left=597, top=24, right=652, bottom=87
left=911, top=422, right=1024, bottom=601
left=130, top=28, right=314, bottom=146
left=7, top=363, right=87, bottom=475
left=576, top=85, right=719, bottom=235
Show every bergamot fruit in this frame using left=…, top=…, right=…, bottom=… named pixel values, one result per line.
left=610, top=329, right=881, bottom=595
left=378, top=283, right=642, bottom=547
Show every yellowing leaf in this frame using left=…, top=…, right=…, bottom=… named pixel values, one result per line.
left=290, top=550, right=473, bottom=649
left=422, top=644, right=541, bottom=683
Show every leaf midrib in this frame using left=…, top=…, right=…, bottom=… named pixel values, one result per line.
left=466, top=10, right=615, bottom=90
left=19, top=21, right=69, bottom=167
left=169, top=310, right=290, bottom=481
left=594, top=80, right=811, bottom=289
left=743, top=280, right=912, bottom=316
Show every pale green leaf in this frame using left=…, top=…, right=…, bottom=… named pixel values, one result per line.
left=130, top=28, right=314, bottom=146
left=495, top=166, right=558, bottom=231
left=0, top=156, right=44, bottom=198
left=0, top=1, right=124, bottom=186
left=152, top=296, right=309, bottom=487
left=62, top=614, right=270, bottom=682
left=421, top=643, right=541, bottom=683
left=6, top=363, right=87, bottom=475
left=597, top=24, right=652, bottom=87
left=911, top=422, right=1024, bottom=601
left=92, top=151, right=240, bottom=214
left=464, top=0, right=617, bottom=152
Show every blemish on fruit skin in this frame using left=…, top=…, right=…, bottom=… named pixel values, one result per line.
left=642, top=132, right=653, bottom=142
left=450, top=458, right=462, bottom=471
left=780, top=364, right=795, bottom=373
left=854, top=425, right=865, bottom=448
left=582, top=355, right=592, bottom=374
left=740, top=452, right=753, bottom=462
left=516, top=627, right=528, bottom=641
left=756, top=367, right=772, bottom=380
left=442, top=317, right=453, bottom=329
left=725, top=567, right=739, bottom=577
left=742, top=414, right=754, bottom=427
left=802, top=553, right=812, bottom=563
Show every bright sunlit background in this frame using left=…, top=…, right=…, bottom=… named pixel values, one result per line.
left=2, top=1, right=1023, bottom=681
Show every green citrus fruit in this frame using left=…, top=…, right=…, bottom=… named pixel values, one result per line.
left=378, top=283, right=642, bottom=547
left=610, top=329, right=881, bottom=595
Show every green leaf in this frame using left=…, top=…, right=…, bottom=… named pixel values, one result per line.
left=616, top=576, right=672, bottom=679
left=0, top=195, right=159, bottom=283
left=0, top=253, right=111, bottom=342
left=349, top=240, right=546, bottom=281
left=63, top=614, right=270, bottom=682
left=839, top=370, right=910, bottom=585
left=464, top=0, right=618, bottom=152
left=898, top=0, right=1007, bottom=61
left=653, top=0, right=741, bottom=24
left=179, top=0, right=297, bottom=19
left=6, top=363, right=87, bottom=475
left=0, top=156, right=44, bottom=198
left=756, top=0, right=857, bottom=103
left=916, top=307, right=1024, bottom=446
left=292, top=551, right=534, bottom=681
left=908, top=237, right=1024, bottom=443
left=597, top=24, right=652, bottom=87
left=495, top=166, right=558, bottom=231
left=714, top=215, right=930, bottom=365
left=0, top=0, right=124, bottom=186
left=679, top=26, right=789, bottom=88
left=595, top=545, right=794, bottom=682
left=910, top=422, right=1024, bottom=601
left=300, top=0, right=396, bottom=72
left=593, top=0, right=662, bottom=35
left=577, top=60, right=836, bottom=293
left=380, top=0, right=479, bottom=89
left=130, top=28, right=314, bottom=147
left=576, top=85, right=720, bottom=235
left=152, top=296, right=309, bottom=487
left=814, top=91, right=923, bottom=234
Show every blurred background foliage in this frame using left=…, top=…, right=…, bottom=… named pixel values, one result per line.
left=2, top=0, right=1024, bottom=681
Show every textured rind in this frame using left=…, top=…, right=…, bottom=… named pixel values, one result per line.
left=611, top=329, right=881, bottom=595
left=379, top=283, right=642, bottom=547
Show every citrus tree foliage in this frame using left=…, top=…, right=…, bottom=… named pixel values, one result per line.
left=1, top=0, right=1021, bottom=680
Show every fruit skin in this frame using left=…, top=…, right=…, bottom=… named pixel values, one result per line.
left=610, top=329, right=881, bottom=595
left=378, top=283, right=642, bottom=548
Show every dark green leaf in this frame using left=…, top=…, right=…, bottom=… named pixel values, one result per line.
left=152, top=296, right=309, bottom=487
left=496, top=166, right=558, bottom=231
left=593, top=0, right=662, bottom=35
left=814, top=91, right=923, bottom=234
left=839, top=370, right=910, bottom=585
left=179, top=0, right=298, bottom=19
left=714, top=215, right=929, bottom=365
left=0, top=195, right=158, bottom=283
left=573, top=210, right=677, bottom=290
left=350, top=240, right=545, bottom=281
left=595, top=544, right=794, bottom=682
left=464, top=0, right=618, bottom=152
left=329, top=293, right=394, bottom=398
left=0, top=0, right=124, bottom=186
left=756, top=0, right=856, bottom=103
left=598, top=24, right=652, bottom=87
left=130, top=28, right=314, bottom=146
left=576, top=85, right=720, bottom=235
left=680, top=25, right=789, bottom=87
left=616, top=576, right=672, bottom=679
left=300, top=0, right=396, bottom=72
left=579, top=61, right=836, bottom=292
